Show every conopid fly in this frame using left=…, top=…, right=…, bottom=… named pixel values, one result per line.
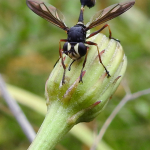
left=26, top=0, right=135, bottom=84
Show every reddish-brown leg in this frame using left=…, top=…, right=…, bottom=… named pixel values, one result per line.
left=86, top=24, right=112, bottom=39
left=85, top=41, right=110, bottom=77
left=59, top=39, right=68, bottom=84
left=79, top=48, right=89, bottom=83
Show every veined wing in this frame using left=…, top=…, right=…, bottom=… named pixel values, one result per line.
left=26, top=0, right=68, bottom=31
left=85, top=1, right=135, bottom=31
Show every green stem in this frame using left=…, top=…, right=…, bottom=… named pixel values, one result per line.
left=28, top=101, right=74, bottom=150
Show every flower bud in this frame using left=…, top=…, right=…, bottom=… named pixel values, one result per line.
left=45, top=33, right=127, bottom=123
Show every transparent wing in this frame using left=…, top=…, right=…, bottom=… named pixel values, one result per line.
left=86, top=1, right=135, bottom=30
left=26, top=0, right=68, bottom=31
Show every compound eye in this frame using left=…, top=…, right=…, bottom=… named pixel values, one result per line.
left=78, top=43, right=87, bottom=57
left=63, top=42, right=68, bottom=52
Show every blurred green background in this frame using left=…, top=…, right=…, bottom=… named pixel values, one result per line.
left=0, top=0, right=150, bottom=150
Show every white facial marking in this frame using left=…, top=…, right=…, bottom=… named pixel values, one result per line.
left=68, top=43, right=71, bottom=51
left=74, top=43, right=79, bottom=55
left=68, top=43, right=80, bottom=60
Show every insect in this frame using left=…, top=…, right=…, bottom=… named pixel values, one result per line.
left=26, top=0, right=135, bottom=84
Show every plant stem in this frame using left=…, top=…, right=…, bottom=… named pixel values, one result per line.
left=28, top=101, right=74, bottom=150
left=0, top=74, right=36, bottom=142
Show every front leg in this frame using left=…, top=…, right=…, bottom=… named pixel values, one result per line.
left=68, top=60, right=76, bottom=71
left=53, top=57, right=60, bottom=68
left=79, top=48, right=89, bottom=83
left=59, top=39, right=68, bottom=84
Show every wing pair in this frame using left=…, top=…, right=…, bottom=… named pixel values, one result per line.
left=26, top=0, right=135, bottom=31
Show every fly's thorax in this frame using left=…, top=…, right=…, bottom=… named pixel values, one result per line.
left=67, top=25, right=86, bottom=42
left=63, top=42, right=87, bottom=60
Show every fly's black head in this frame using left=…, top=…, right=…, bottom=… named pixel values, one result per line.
left=63, top=42, right=87, bottom=60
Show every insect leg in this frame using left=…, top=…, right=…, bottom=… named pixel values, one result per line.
left=68, top=60, right=76, bottom=71
left=79, top=48, right=89, bottom=83
left=59, top=39, right=68, bottom=84
left=85, top=41, right=111, bottom=77
left=86, top=24, right=112, bottom=39
left=53, top=57, right=60, bottom=68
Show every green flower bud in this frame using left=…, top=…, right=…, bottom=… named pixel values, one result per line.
left=28, top=33, right=127, bottom=150
left=46, top=33, right=126, bottom=123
